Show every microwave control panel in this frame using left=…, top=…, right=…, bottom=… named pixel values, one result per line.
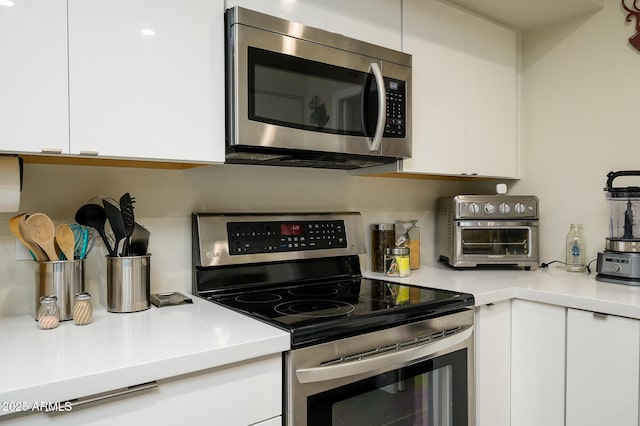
left=227, top=220, right=347, bottom=255
left=384, top=78, right=406, bottom=138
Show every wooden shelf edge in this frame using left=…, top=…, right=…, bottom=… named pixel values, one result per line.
left=19, top=154, right=212, bottom=170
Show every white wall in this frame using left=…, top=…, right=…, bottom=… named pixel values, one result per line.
left=512, top=0, right=640, bottom=264
left=0, top=163, right=495, bottom=316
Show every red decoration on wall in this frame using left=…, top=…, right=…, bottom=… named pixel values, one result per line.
left=623, top=0, right=640, bottom=51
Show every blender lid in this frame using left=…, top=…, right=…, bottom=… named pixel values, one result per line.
left=605, top=170, right=640, bottom=198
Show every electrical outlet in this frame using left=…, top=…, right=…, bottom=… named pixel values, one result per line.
left=15, top=238, right=33, bottom=261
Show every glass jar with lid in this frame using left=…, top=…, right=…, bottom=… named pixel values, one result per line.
left=37, top=295, right=59, bottom=330
left=384, top=246, right=411, bottom=277
left=371, top=224, right=395, bottom=273
left=394, top=220, right=420, bottom=270
left=73, top=292, right=92, bottom=325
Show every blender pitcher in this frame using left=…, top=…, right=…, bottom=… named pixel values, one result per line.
left=605, top=170, right=640, bottom=251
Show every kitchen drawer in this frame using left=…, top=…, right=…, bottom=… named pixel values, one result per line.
left=0, top=354, right=282, bottom=425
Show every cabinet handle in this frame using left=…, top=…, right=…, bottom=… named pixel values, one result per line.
left=41, top=148, right=63, bottom=154
left=593, top=312, right=608, bottom=320
left=78, top=151, right=99, bottom=156
left=62, top=381, right=158, bottom=408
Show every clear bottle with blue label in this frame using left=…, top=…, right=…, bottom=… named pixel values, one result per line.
left=566, top=224, right=586, bottom=272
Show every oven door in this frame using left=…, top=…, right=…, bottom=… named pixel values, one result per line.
left=226, top=10, right=411, bottom=159
left=285, top=309, right=474, bottom=426
left=453, top=220, right=539, bottom=268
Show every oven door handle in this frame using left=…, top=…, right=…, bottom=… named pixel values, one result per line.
left=295, top=327, right=472, bottom=384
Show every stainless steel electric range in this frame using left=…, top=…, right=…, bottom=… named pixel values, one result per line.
left=192, top=212, right=475, bottom=426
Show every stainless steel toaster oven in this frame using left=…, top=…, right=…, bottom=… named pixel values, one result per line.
left=437, top=195, right=539, bottom=269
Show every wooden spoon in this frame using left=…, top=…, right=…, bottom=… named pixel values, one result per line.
left=55, top=223, right=75, bottom=261
left=10, top=214, right=47, bottom=261
left=25, top=213, right=58, bottom=261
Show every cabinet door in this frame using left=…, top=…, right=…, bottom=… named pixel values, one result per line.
left=465, top=14, right=518, bottom=178
left=225, top=0, right=326, bottom=29
left=326, top=0, right=401, bottom=50
left=511, top=300, right=565, bottom=426
left=0, top=0, right=69, bottom=155
left=401, top=0, right=466, bottom=175
left=566, top=309, right=640, bottom=426
left=475, top=301, right=510, bottom=426
left=68, top=0, right=224, bottom=162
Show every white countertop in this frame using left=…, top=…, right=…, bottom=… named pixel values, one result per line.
left=364, top=263, right=640, bottom=319
left=0, top=297, right=290, bottom=416
left=4, top=263, right=640, bottom=417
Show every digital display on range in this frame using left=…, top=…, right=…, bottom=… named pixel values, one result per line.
left=280, top=224, right=303, bottom=236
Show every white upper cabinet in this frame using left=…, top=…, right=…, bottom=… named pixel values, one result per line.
left=401, top=0, right=466, bottom=175
left=466, top=14, right=518, bottom=178
left=401, top=0, right=519, bottom=178
left=0, top=0, right=69, bottom=155
left=68, top=0, right=224, bottom=162
left=326, top=0, right=402, bottom=50
left=225, top=0, right=327, bottom=29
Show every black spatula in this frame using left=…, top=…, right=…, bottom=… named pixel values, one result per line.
left=119, top=193, right=136, bottom=257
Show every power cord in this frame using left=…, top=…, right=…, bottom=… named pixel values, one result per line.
left=540, top=258, right=597, bottom=273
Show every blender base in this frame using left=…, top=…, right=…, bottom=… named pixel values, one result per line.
left=596, top=250, right=640, bottom=285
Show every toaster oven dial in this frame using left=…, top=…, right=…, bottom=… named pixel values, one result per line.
left=514, top=203, right=526, bottom=214
left=484, top=203, right=496, bottom=214
left=499, top=203, right=511, bottom=214
left=468, top=203, right=480, bottom=214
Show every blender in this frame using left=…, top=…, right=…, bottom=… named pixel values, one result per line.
left=596, top=171, right=640, bottom=285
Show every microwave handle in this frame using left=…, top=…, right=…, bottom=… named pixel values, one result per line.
left=367, top=62, right=386, bottom=152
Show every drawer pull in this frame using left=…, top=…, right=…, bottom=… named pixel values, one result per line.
left=593, top=312, right=608, bottom=320
left=41, top=148, right=62, bottom=154
left=79, top=151, right=99, bottom=156
left=63, top=381, right=158, bottom=408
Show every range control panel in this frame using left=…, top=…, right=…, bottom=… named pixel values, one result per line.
left=227, top=220, right=347, bottom=255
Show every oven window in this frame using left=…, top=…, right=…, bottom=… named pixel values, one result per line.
left=248, top=47, right=379, bottom=137
left=461, top=228, right=530, bottom=255
left=307, top=349, right=468, bottom=426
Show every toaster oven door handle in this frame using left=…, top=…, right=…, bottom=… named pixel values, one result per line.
left=295, top=327, right=472, bottom=384
left=367, top=62, right=386, bottom=152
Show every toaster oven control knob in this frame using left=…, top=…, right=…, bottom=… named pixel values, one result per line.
left=499, top=203, right=511, bottom=214
left=468, top=203, right=480, bottom=214
left=484, top=203, right=496, bottom=214
left=514, top=203, right=526, bottom=214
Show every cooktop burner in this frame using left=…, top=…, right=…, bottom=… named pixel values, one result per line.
left=274, top=300, right=355, bottom=318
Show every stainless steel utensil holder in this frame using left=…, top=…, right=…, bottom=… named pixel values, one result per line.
left=37, top=259, right=85, bottom=321
left=106, top=255, right=151, bottom=313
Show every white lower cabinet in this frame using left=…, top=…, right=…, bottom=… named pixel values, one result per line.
left=0, top=354, right=282, bottom=426
left=510, top=300, right=565, bottom=426
left=475, top=301, right=511, bottom=426
left=566, top=308, right=640, bottom=426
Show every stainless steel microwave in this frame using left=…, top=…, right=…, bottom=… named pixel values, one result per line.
left=225, top=7, right=412, bottom=170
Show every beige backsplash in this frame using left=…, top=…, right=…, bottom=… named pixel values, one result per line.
left=0, top=162, right=497, bottom=316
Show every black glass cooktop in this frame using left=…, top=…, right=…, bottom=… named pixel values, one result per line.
left=206, top=279, right=474, bottom=348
